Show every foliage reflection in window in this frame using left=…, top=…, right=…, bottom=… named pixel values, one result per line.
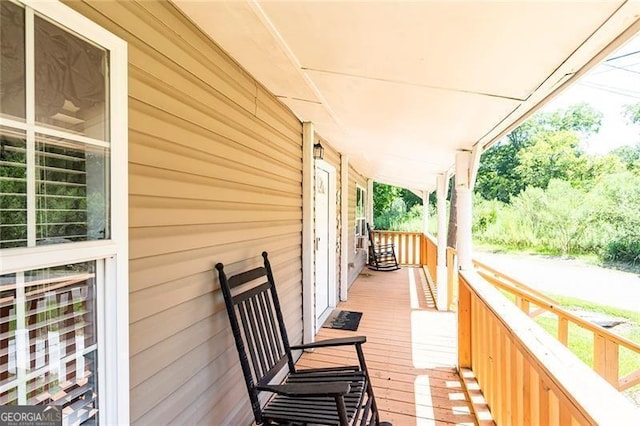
left=356, top=185, right=366, bottom=237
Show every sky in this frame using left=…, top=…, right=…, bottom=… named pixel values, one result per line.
left=543, top=35, right=640, bottom=155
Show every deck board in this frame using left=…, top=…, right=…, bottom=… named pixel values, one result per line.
left=298, top=267, right=479, bottom=425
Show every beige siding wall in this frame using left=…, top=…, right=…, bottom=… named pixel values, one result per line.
left=63, top=2, right=303, bottom=425
left=348, top=166, right=368, bottom=286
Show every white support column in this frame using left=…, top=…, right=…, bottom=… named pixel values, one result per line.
left=366, top=178, right=374, bottom=226
left=340, top=155, right=349, bottom=301
left=469, top=143, right=483, bottom=190
left=456, top=151, right=474, bottom=271
left=302, top=122, right=315, bottom=343
left=436, top=174, right=448, bottom=311
left=422, top=191, right=430, bottom=235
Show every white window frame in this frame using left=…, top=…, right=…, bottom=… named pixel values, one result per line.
left=355, top=184, right=366, bottom=241
left=0, top=1, right=129, bottom=424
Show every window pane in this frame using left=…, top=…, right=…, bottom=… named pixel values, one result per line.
left=0, top=1, right=26, bottom=120
left=36, top=134, right=110, bottom=245
left=0, top=261, right=98, bottom=424
left=356, top=187, right=364, bottom=218
left=0, top=127, right=27, bottom=248
left=35, top=16, right=108, bottom=141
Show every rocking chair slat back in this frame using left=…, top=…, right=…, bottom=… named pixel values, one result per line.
left=228, top=266, right=268, bottom=288
left=216, top=254, right=296, bottom=422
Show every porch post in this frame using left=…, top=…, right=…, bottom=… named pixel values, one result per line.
left=340, top=155, right=349, bottom=301
left=302, top=122, right=315, bottom=343
left=366, top=178, right=374, bottom=227
left=436, top=174, right=448, bottom=310
left=455, top=151, right=473, bottom=271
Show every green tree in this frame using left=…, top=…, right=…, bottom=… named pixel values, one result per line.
left=475, top=103, right=602, bottom=202
left=373, top=182, right=425, bottom=231
left=610, top=143, right=640, bottom=174
left=373, top=182, right=400, bottom=219
left=475, top=139, right=526, bottom=202
left=399, top=188, right=421, bottom=211
left=515, top=130, right=588, bottom=189
left=623, top=103, right=640, bottom=125
left=590, top=172, right=640, bottom=263
left=537, top=102, right=602, bottom=136
left=537, top=180, right=589, bottom=255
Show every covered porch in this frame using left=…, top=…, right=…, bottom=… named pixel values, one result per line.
left=4, top=1, right=640, bottom=424
left=299, top=267, right=481, bottom=425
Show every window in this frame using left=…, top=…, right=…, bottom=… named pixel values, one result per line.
left=0, top=262, right=98, bottom=422
left=1, top=1, right=128, bottom=424
left=355, top=185, right=366, bottom=237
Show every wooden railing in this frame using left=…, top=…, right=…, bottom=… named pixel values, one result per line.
left=374, top=231, right=640, bottom=425
left=380, top=231, right=640, bottom=420
left=370, top=230, right=423, bottom=265
left=424, top=234, right=437, bottom=282
left=459, top=272, right=640, bottom=424
left=472, top=258, right=640, bottom=393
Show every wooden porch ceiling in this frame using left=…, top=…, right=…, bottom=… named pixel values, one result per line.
left=297, top=268, right=484, bottom=425
left=174, top=1, right=640, bottom=192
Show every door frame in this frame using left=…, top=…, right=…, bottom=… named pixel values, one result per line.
left=314, top=160, right=337, bottom=333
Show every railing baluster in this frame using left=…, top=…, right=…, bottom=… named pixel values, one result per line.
left=458, top=277, right=471, bottom=368
left=558, top=317, right=569, bottom=346
left=402, top=234, right=408, bottom=264
left=548, top=392, right=560, bottom=426
left=516, top=297, right=530, bottom=315
left=512, top=344, right=523, bottom=424
left=594, top=333, right=620, bottom=388
left=539, top=377, right=550, bottom=426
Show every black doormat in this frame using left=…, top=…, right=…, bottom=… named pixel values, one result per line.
left=322, top=310, right=363, bottom=331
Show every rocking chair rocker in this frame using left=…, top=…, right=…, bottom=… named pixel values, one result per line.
left=216, top=252, right=390, bottom=425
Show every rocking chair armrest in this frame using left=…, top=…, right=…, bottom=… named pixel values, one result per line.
left=290, top=336, right=366, bottom=350
left=257, top=382, right=351, bottom=397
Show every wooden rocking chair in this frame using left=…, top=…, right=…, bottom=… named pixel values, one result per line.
left=367, top=224, right=400, bottom=271
left=216, top=252, right=390, bottom=426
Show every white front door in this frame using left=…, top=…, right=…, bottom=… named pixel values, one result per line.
left=314, top=164, right=336, bottom=328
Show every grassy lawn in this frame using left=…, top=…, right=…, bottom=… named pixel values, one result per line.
left=547, top=294, right=640, bottom=323
left=533, top=295, right=640, bottom=406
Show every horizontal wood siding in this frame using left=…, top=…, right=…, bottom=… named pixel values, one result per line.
left=348, top=166, right=368, bottom=286
left=63, top=2, right=303, bottom=425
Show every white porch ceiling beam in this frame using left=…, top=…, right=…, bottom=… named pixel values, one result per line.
left=246, top=0, right=342, bottom=130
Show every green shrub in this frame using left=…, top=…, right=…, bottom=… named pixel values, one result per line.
left=603, top=239, right=640, bottom=264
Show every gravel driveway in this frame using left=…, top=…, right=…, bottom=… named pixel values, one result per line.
left=473, top=250, right=640, bottom=313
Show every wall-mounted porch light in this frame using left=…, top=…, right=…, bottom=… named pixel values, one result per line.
left=313, top=142, right=324, bottom=160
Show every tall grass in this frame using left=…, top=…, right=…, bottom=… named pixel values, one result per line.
left=375, top=173, right=640, bottom=266
left=473, top=175, right=640, bottom=263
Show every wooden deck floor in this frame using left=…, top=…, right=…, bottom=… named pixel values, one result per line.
left=297, top=267, right=478, bottom=426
